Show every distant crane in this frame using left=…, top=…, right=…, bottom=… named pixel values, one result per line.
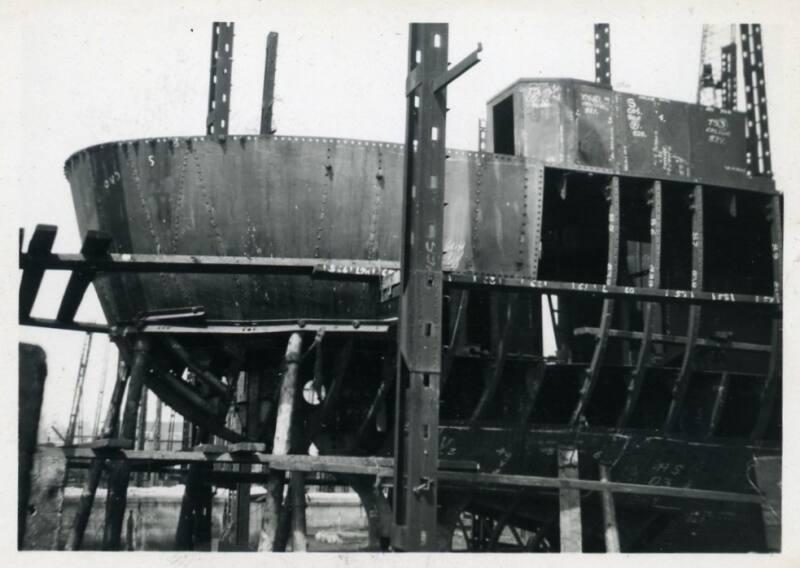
left=91, top=341, right=111, bottom=439
left=697, top=24, right=737, bottom=110
left=65, top=333, right=92, bottom=446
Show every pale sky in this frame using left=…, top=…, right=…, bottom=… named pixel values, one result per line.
left=4, top=1, right=799, bottom=450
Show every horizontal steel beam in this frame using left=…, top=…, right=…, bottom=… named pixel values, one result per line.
left=445, top=272, right=780, bottom=308
left=20, top=251, right=399, bottom=280
left=574, top=327, right=772, bottom=353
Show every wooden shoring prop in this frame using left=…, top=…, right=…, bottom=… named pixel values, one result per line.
left=258, top=333, right=303, bottom=551
left=260, top=32, right=279, bottom=135
left=231, top=369, right=260, bottom=549
left=663, top=185, right=704, bottom=433
left=469, top=293, right=519, bottom=424
left=289, top=472, right=308, bottom=551
left=66, top=357, right=128, bottom=550
left=570, top=177, right=620, bottom=426
left=752, top=194, right=782, bottom=439
left=557, top=447, right=582, bottom=552
left=102, top=336, right=150, bottom=550
left=618, top=180, right=662, bottom=427
left=599, top=464, right=621, bottom=552
left=353, top=352, right=396, bottom=449
left=175, top=429, right=212, bottom=550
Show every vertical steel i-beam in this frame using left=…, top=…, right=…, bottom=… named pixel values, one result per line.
left=392, top=23, right=449, bottom=551
left=594, top=24, right=611, bottom=87
left=740, top=24, right=772, bottom=177
left=207, top=22, right=234, bottom=137
left=720, top=42, right=737, bottom=111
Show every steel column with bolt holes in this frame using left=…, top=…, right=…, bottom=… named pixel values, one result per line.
left=594, top=24, right=611, bottom=87
left=207, top=22, right=234, bottom=137
left=392, top=23, right=450, bottom=551
left=740, top=24, right=771, bottom=177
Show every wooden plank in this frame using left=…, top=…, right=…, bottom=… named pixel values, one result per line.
left=558, top=447, right=582, bottom=552
left=570, top=177, right=620, bottom=425
left=19, top=224, right=57, bottom=320
left=260, top=32, right=279, bottom=135
left=663, top=185, right=704, bottom=432
left=56, top=231, right=112, bottom=323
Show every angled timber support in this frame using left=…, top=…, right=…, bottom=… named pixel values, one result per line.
left=663, top=185, right=704, bottom=433
left=353, top=353, right=396, bottom=449
left=394, top=22, right=480, bottom=551
left=19, top=224, right=57, bottom=321
left=102, top=336, right=151, bottom=550
left=570, top=177, right=620, bottom=426
left=56, top=231, right=112, bottom=323
left=618, top=180, right=662, bottom=428
left=441, top=290, right=469, bottom=389
left=66, top=357, right=128, bottom=550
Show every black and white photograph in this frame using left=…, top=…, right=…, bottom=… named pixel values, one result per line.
left=8, top=0, right=798, bottom=561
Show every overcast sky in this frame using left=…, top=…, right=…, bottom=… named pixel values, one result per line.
left=5, top=0, right=799, bottom=446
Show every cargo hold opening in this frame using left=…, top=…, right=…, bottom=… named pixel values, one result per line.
left=492, top=94, right=515, bottom=155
